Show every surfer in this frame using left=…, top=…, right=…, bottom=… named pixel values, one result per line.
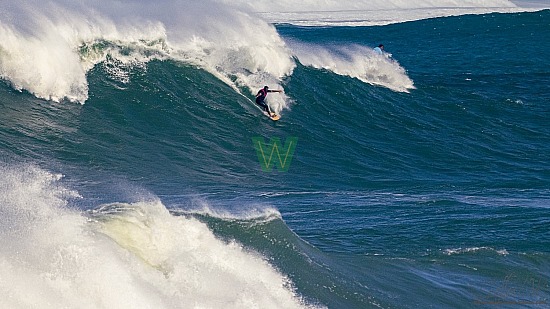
left=373, top=44, right=384, bottom=55
left=255, top=86, right=282, bottom=115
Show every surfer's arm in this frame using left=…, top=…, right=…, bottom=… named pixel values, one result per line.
left=268, top=90, right=283, bottom=93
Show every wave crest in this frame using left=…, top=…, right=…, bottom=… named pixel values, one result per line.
left=0, top=1, right=295, bottom=111
left=289, top=42, right=415, bottom=92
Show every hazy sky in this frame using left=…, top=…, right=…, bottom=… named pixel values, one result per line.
left=218, top=0, right=549, bottom=13
left=512, top=0, right=550, bottom=7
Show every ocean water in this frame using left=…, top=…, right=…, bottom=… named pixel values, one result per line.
left=1, top=1, right=549, bottom=308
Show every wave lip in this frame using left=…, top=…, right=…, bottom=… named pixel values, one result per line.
left=172, top=204, right=283, bottom=223
left=289, top=42, right=415, bottom=92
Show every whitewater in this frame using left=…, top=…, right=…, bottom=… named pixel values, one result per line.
left=0, top=166, right=314, bottom=308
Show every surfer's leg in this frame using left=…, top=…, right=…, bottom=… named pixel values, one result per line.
left=264, top=103, right=272, bottom=114
left=256, top=100, right=269, bottom=112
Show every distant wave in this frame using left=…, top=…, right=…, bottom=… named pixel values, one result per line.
left=222, top=0, right=518, bottom=12
left=256, top=7, right=537, bottom=27
left=221, top=0, right=535, bottom=26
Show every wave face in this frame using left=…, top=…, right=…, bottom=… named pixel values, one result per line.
left=1, top=5, right=550, bottom=309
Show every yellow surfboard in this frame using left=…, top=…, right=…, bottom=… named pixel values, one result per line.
left=264, top=111, right=281, bottom=121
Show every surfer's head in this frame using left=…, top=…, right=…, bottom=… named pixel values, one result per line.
left=378, top=44, right=384, bottom=49
left=264, top=85, right=269, bottom=90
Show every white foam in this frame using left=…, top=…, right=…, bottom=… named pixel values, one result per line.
left=289, top=42, right=415, bottom=92
left=0, top=1, right=295, bottom=112
left=443, top=247, right=509, bottom=256
left=0, top=165, right=318, bottom=309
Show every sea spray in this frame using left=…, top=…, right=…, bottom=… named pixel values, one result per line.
left=0, top=1, right=294, bottom=111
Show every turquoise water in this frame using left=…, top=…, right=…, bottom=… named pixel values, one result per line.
left=1, top=10, right=549, bottom=308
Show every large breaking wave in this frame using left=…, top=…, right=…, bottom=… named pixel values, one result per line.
left=1, top=0, right=537, bottom=112
left=0, top=165, right=318, bottom=308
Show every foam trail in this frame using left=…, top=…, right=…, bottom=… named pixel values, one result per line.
left=0, top=165, right=318, bottom=309
left=289, top=41, right=415, bottom=92
left=0, top=1, right=295, bottom=113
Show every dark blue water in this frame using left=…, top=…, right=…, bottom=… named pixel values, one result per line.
left=1, top=10, right=549, bottom=308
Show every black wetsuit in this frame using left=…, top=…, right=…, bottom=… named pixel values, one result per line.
left=255, top=89, right=270, bottom=112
